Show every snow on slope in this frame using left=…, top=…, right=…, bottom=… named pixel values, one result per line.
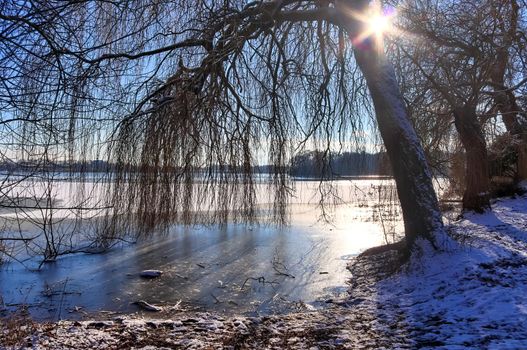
left=361, top=193, right=527, bottom=348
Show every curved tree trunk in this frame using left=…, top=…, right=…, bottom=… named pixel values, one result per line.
left=337, top=0, right=446, bottom=252
left=352, top=47, right=445, bottom=251
left=453, top=104, right=491, bottom=212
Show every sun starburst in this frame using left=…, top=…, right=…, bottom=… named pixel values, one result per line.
left=346, top=1, right=397, bottom=51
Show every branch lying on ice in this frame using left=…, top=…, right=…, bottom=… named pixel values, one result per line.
left=241, top=276, right=280, bottom=291
left=272, top=255, right=296, bottom=279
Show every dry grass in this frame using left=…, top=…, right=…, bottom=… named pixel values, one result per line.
left=0, top=308, right=36, bottom=348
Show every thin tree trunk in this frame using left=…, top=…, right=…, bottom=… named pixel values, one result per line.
left=353, top=47, right=445, bottom=251
left=453, top=104, right=491, bottom=212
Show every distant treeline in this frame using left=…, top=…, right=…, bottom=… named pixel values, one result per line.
left=0, top=160, right=112, bottom=173
left=0, top=153, right=392, bottom=178
left=289, top=151, right=392, bottom=178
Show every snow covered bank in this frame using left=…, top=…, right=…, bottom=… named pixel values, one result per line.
left=2, top=193, right=527, bottom=349
left=348, top=193, right=527, bottom=348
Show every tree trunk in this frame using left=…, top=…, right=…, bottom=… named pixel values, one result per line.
left=492, top=83, right=527, bottom=181
left=518, top=141, right=527, bottom=180
left=494, top=90, right=527, bottom=181
left=490, top=0, right=527, bottom=181
left=353, top=47, right=445, bottom=251
left=453, top=104, right=491, bottom=212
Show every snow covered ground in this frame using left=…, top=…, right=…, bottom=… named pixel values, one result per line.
left=348, top=191, right=527, bottom=349
left=1, top=192, right=527, bottom=349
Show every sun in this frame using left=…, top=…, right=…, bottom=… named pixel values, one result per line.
left=365, top=2, right=397, bottom=41
left=348, top=2, right=397, bottom=49
left=368, top=12, right=392, bottom=37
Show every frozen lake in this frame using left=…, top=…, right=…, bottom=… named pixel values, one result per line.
left=0, top=177, right=412, bottom=320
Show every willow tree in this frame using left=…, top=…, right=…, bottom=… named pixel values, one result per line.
left=0, top=0, right=447, bottom=253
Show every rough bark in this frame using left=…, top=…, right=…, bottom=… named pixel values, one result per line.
left=351, top=47, right=445, bottom=251
left=453, top=105, right=491, bottom=212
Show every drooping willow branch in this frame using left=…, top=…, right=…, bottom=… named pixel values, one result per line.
left=105, top=1, right=373, bottom=234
